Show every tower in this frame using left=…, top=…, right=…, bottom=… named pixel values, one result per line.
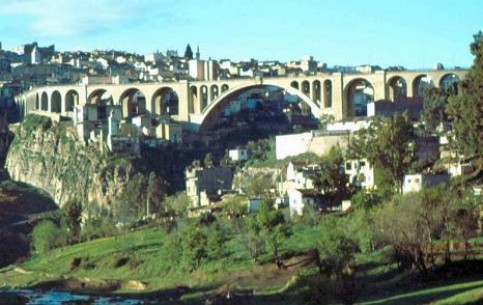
left=196, top=45, right=200, bottom=60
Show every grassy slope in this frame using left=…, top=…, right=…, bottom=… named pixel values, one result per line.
left=1, top=221, right=482, bottom=305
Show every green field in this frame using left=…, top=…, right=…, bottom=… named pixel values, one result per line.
left=1, top=219, right=482, bottom=305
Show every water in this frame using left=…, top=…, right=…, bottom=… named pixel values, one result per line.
left=0, top=289, right=144, bottom=305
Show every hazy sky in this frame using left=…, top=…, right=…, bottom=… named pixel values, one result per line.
left=0, top=0, right=481, bottom=69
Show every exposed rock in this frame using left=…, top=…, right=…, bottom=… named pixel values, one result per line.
left=5, top=115, right=135, bottom=210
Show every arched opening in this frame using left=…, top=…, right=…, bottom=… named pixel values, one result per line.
left=210, top=85, right=219, bottom=101
left=388, top=76, right=407, bottom=101
left=152, top=87, right=179, bottom=115
left=345, top=79, right=374, bottom=117
left=290, top=81, right=299, bottom=90
left=439, top=73, right=460, bottom=94
left=88, top=89, right=113, bottom=120
left=51, top=91, right=62, bottom=113
left=413, top=75, right=434, bottom=98
left=301, top=80, right=310, bottom=97
left=323, top=80, right=332, bottom=108
left=200, top=84, right=319, bottom=132
left=41, top=92, right=48, bottom=111
left=35, top=93, right=40, bottom=110
left=190, top=86, right=198, bottom=113
left=120, top=88, right=146, bottom=118
left=312, top=80, right=321, bottom=105
left=221, top=84, right=229, bottom=93
left=200, top=85, right=208, bottom=111
left=65, top=90, right=79, bottom=112
left=88, top=89, right=113, bottom=105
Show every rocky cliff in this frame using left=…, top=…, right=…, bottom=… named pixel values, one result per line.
left=5, top=115, right=135, bottom=210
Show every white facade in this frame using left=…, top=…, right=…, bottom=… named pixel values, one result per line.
left=326, top=120, right=370, bottom=133
left=229, top=148, right=248, bottom=162
left=402, top=173, right=450, bottom=194
left=288, top=189, right=316, bottom=217
left=344, top=159, right=375, bottom=189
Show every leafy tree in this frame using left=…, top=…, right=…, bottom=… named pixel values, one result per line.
left=182, top=225, right=208, bottom=270
left=63, top=199, right=83, bottom=243
left=351, top=113, right=414, bottom=192
left=256, top=199, right=292, bottom=268
left=162, top=232, right=183, bottom=271
left=118, top=173, right=146, bottom=220
left=206, top=227, right=227, bottom=260
left=31, top=220, right=68, bottom=254
left=447, top=32, right=483, bottom=159
left=313, top=147, right=352, bottom=205
left=243, top=216, right=265, bottom=263
left=184, top=44, right=194, bottom=60
left=163, top=192, right=190, bottom=217
left=421, top=87, right=452, bottom=133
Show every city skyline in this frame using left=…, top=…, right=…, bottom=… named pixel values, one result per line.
left=0, top=0, right=481, bottom=69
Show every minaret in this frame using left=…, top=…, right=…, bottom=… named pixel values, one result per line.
left=196, top=45, right=200, bottom=60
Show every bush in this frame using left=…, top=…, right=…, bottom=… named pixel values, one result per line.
left=31, top=220, right=68, bottom=254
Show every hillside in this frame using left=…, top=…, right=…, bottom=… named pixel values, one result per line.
left=1, top=220, right=482, bottom=305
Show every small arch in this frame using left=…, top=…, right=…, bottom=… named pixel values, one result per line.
left=210, top=84, right=219, bottom=101
left=221, top=84, right=229, bottom=93
left=312, top=80, right=321, bottom=105
left=301, top=80, right=310, bottom=97
left=119, top=88, right=146, bottom=118
left=413, top=75, right=434, bottom=98
left=152, top=87, right=179, bottom=115
left=290, top=81, right=299, bottom=90
left=323, top=80, right=332, bottom=108
left=388, top=76, right=407, bottom=101
left=200, top=85, right=208, bottom=110
left=51, top=91, right=62, bottom=113
left=345, top=78, right=374, bottom=117
left=439, top=73, right=460, bottom=93
left=35, top=93, right=40, bottom=110
left=190, top=86, right=198, bottom=113
left=65, top=90, right=79, bottom=112
left=41, top=92, right=48, bottom=111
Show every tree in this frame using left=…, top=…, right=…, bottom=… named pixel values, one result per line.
left=313, top=147, right=352, bottom=205
left=31, top=220, right=68, bottom=254
left=421, top=87, right=452, bottom=133
left=182, top=225, right=208, bottom=270
left=184, top=44, right=194, bottom=60
left=256, top=199, right=292, bottom=268
left=447, top=32, right=483, bottom=159
left=63, top=199, right=83, bottom=243
left=352, top=113, right=414, bottom=192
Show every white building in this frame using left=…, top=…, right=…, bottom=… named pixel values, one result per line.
left=344, top=159, right=375, bottom=189
left=229, top=148, right=248, bottom=162
left=402, top=173, right=451, bottom=194
left=275, top=130, right=350, bottom=160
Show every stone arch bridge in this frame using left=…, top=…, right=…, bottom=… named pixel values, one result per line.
left=16, top=69, right=467, bottom=131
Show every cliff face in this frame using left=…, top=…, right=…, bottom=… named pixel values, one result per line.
left=5, top=115, right=134, bottom=209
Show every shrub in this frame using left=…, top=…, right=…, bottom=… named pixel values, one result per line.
left=31, top=220, right=68, bottom=254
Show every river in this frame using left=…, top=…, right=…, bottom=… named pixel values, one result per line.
left=0, top=289, right=146, bottom=305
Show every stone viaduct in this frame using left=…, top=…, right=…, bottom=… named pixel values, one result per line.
left=16, top=69, right=467, bottom=131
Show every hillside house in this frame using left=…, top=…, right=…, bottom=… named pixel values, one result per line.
left=186, top=166, right=234, bottom=208
left=402, top=173, right=451, bottom=194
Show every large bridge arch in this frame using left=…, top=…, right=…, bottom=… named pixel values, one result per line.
left=196, top=81, right=322, bottom=130
left=88, top=89, right=114, bottom=105
left=387, top=76, right=408, bottom=101
left=438, top=73, right=461, bottom=93
left=152, top=87, right=179, bottom=115
left=343, top=78, right=374, bottom=118
left=412, top=74, right=434, bottom=98
left=119, top=88, right=147, bottom=118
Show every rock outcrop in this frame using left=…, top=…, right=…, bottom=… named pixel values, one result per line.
left=5, top=115, right=135, bottom=209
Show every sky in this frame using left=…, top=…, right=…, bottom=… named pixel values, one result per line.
left=0, top=0, right=481, bottom=69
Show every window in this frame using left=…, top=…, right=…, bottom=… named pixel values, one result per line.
left=415, top=178, right=420, bottom=183
left=360, top=161, right=366, bottom=167
left=346, top=162, right=352, bottom=170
